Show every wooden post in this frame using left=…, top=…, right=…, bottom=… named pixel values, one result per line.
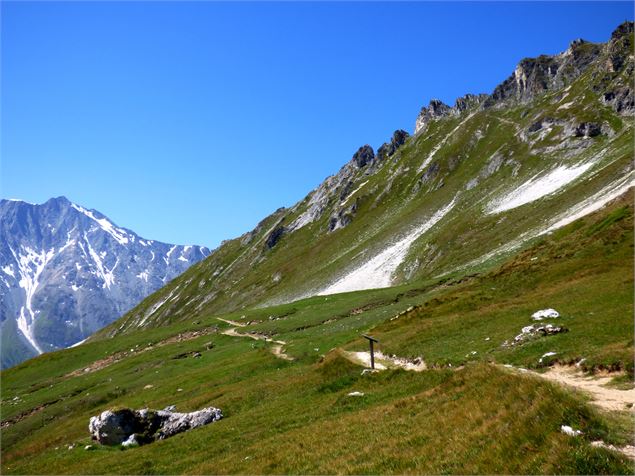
left=362, top=334, right=379, bottom=370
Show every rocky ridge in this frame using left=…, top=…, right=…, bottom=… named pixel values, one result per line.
left=415, top=21, right=634, bottom=134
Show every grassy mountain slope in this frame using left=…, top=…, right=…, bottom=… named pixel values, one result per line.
left=99, top=23, right=634, bottom=336
left=1, top=192, right=633, bottom=474
left=2, top=23, right=633, bottom=475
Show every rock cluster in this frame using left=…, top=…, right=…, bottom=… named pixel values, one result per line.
left=414, top=94, right=488, bottom=134
left=503, top=323, right=568, bottom=348
left=88, top=406, right=223, bottom=446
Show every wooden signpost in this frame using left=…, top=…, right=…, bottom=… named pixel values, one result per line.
left=362, top=334, right=378, bottom=369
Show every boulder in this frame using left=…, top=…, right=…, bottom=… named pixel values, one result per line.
left=88, top=409, right=144, bottom=445
left=89, top=406, right=223, bottom=446
left=157, top=407, right=222, bottom=439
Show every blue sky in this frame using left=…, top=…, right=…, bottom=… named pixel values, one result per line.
left=2, top=2, right=632, bottom=248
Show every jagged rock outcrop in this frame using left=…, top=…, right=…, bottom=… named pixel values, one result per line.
left=487, top=39, right=603, bottom=106
left=352, top=145, right=375, bottom=168
left=377, top=130, right=410, bottom=161
left=606, top=21, right=633, bottom=72
left=414, top=99, right=452, bottom=134
left=0, top=197, right=210, bottom=368
left=265, top=225, right=285, bottom=249
left=88, top=406, right=223, bottom=446
left=415, top=94, right=488, bottom=134
left=329, top=201, right=358, bottom=232
left=415, top=22, right=634, bottom=133
left=454, top=93, right=488, bottom=113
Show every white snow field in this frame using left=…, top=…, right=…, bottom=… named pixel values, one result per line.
left=488, top=162, right=594, bottom=214
left=318, top=200, right=455, bottom=295
left=541, top=173, right=635, bottom=234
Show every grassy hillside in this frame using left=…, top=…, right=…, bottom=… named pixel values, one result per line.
left=98, top=25, right=634, bottom=335
left=2, top=195, right=633, bottom=475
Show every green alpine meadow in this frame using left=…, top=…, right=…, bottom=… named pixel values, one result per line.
left=2, top=16, right=634, bottom=476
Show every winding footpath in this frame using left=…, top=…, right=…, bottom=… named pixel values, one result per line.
left=217, top=318, right=293, bottom=361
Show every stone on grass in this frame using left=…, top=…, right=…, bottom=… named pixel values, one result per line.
left=532, top=309, right=559, bottom=320
left=89, top=406, right=223, bottom=447
left=561, top=425, right=583, bottom=437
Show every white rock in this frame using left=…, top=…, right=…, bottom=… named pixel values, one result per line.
left=347, top=391, right=365, bottom=397
left=561, top=425, right=583, bottom=437
left=532, top=309, right=560, bottom=320
left=539, top=351, right=557, bottom=363
left=121, top=434, right=139, bottom=447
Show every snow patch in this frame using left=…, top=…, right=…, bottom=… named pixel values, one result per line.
left=318, top=199, right=455, bottom=295
left=541, top=173, right=635, bottom=234
left=71, top=203, right=129, bottom=245
left=12, top=246, right=55, bottom=354
left=2, top=265, right=15, bottom=277
left=488, top=162, right=594, bottom=214
left=164, top=245, right=177, bottom=265
left=84, top=234, right=118, bottom=289
left=136, top=271, right=149, bottom=282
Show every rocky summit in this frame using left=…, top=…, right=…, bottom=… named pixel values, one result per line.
left=0, top=197, right=210, bottom=368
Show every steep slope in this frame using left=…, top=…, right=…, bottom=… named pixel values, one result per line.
left=0, top=197, right=210, bottom=368
left=103, top=22, right=633, bottom=336
left=1, top=196, right=633, bottom=474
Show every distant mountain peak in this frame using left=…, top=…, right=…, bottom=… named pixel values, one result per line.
left=0, top=197, right=210, bottom=368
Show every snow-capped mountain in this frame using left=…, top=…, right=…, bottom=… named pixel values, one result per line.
left=0, top=196, right=210, bottom=368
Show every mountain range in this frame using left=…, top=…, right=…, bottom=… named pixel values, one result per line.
left=0, top=197, right=209, bottom=368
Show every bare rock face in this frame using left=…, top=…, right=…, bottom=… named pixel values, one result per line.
left=89, top=406, right=223, bottom=446
left=414, top=22, right=633, bottom=135
left=414, top=95, right=487, bottom=134
left=573, top=122, right=602, bottom=138
left=414, top=99, right=452, bottom=134
left=265, top=225, right=285, bottom=250
left=377, top=130, right=410, bottom=161
left=352, top=145, right=375, bottom=168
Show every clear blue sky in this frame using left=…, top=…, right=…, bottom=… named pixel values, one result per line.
left=2, top=2, right=632, bottom=248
